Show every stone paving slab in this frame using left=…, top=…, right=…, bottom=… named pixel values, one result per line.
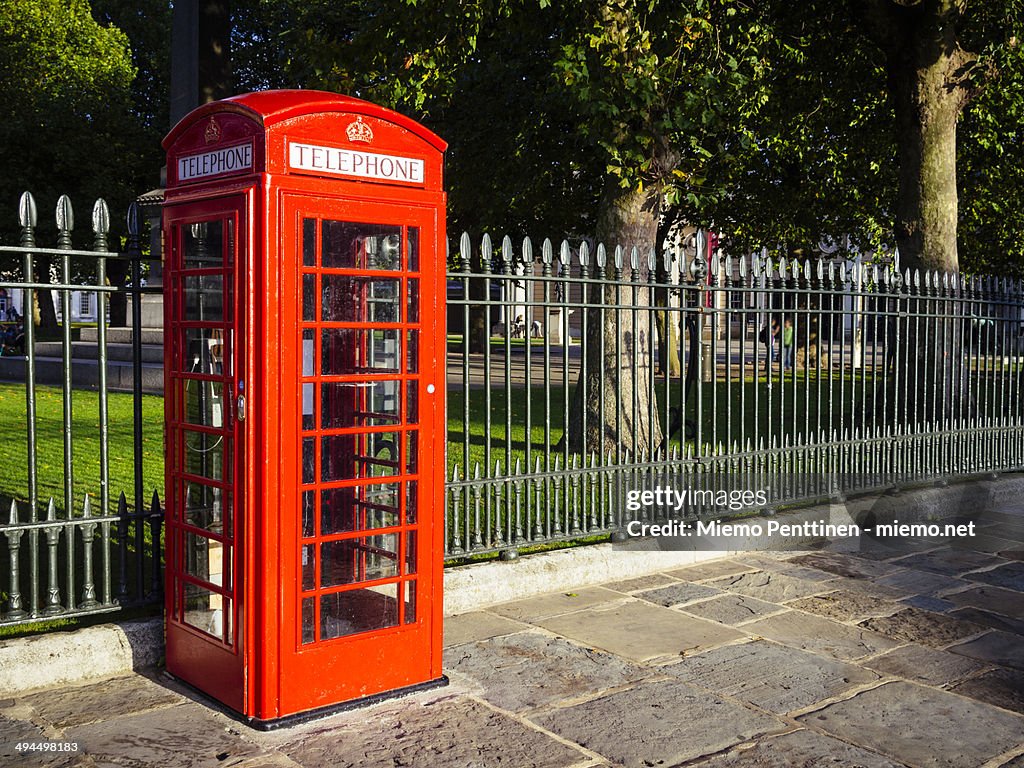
left=900, top=595, right=956, bottom=613
left=786, top=589, right=901, bottom=622
left=21, top=674, right=182, bottom=730
left=443, top=611, right=530, bottom=647
left=949, top=630, right=1024, bottom=670
left=706, top=570, right=834, bottom=603
left=859, top=608, right=988, bottom=648
left=949, top=667, right=1024, bottom=715
left=945, top=585, right=1024, bottom=618
left=531, top=678, right=785, bottom=768
left=733, top=555, right=837, bottom=582
left=951, top=533, right=1024, bottom=553
left=666, top=559, right=757, bottom=582
left=947, top=607, right=1024, bottom=635
left=537, top=599, right=744, bottom=662
left=874, top=569, right=967, bottom=597
left=443, top=631, right=649, bottom=712
left=0, top=714, right=93, bottom=768
left=635, top=581, right=723, bottom=607
left=277, top=695, right=588, bottom=768
left=602, top=573, right=678, bottom=593
left=893, top=549, right=1007, bottom=577
left=787, top=551, right=902, bottom=580
left=662, top=640, right=879, bottom=714
left=966, top=562, right=1024, bottom=591
left=680, top=594, right=787, bottom=625
left=65, top=703, right=268, bottom=768
left=488, top=587, right=623, bottom=622
left=799, top=681, right=1024, bottom=768
left=743, top=610, right=898, bottom=661
left=862, top=644, right=991, bottom=687
left=688, top=728, right=909, bottom=767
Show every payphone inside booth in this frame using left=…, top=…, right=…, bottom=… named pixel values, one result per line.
left=162, top=91, right=447, bottom=727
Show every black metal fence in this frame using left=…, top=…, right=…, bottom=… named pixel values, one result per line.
left=1, top=198, right=1023, bottom=628
left=0, top=193, right=162, bottom=627
left=444, top=232, right=1024, bottom=556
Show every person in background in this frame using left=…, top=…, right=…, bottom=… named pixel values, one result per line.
left=782, top=317, right=795, bottom=370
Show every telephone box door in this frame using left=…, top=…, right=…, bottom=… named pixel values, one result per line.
left=164, top=197, right=248, bottom=711
left=278, top=193, right=442, bottom=712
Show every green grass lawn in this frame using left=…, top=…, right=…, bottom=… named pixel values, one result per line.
left=0, top=384, right=164, bottom=516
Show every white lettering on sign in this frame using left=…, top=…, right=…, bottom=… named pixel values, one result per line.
left=177, top=143, right=253, bottom=181
left=289, top=142, right=425, bottom=185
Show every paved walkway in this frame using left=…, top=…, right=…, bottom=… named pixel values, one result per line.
left=3, top=502, right=1024, bottom=768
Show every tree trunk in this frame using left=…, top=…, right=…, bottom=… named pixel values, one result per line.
left=565, top=179, right=663, bottom=458
left=861, top=0, right=976, bottom=424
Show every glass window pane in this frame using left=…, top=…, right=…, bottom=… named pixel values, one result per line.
left=407, top=227, right=419, bottom=272
left=406, top=330, right=418, bottom=373
left=303, top=218, right=316, bottom=267
left=303, top=274, right=315, bottom=321
left=320, top=329, right=400, bottom=375
left=183, top=482, right=229, bottom=534
left=184, top=275, right=224, bottom=321
left=322, top=276, right=400, bottom=323
left=183, top=380, right=224, bottom=428
left=321, top=380, right=400, bottom=428
left=302, top=544, right=316, bottom=591
left=185, top=531, right=226, bottom=588
left=182, top=220, right=227, bottom=268
left=302, top=490, right=315, bottom=538
left=320, top=586, right=398, bottom=639
left=405, top=431, right=418, bottom=473
left=302, top=383, right=315, bottom=430
left=321, top=534, right=399, bottom=588
left=302, top=597, right=316, bottom=644
left=403, top=580, right=416, bottom=624
left=407, top=278, right=419, bottom=322
left=407, top=382, right=418, bottom=423
left=183, top=328, right=229, bottom=376
left=302, top=437, right=315, bottom=485
left=323, top=221, right=402, bottom=271
left=302, top=329, right=315, bottom=376
left=405, top=531, right=417, bottom=575
left=182, top=429, right=226, bottom=482
left=406, top=480, right=417, bottom=525
left=321, top=483, right=400, bottom=535
left=184, top=583, right=229, bottom=642
left=322, top=432, right=400, bottom=482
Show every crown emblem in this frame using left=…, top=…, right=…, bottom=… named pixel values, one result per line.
left=204, top=116, right=221, bottom=144
left=346, top=117, right=374, bottom=143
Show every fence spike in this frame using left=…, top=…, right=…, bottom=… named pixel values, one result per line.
left=613, top=244, right=624, bottom=272
left=18, top=190, right=38, bottom=229
left=481, top=233, right=493, bottom=268
left=8, top=497, right=18, bottom=524
left=83, top=493, right=92, bottom=518
left=46, top=497, right=57, bottom=521
left=647, top=246, right=656, bottom=273
left=522, top=236, right=533, bottom=265
left=541, top=237, right=553, bottom=265
left=451, top=464, right=460, bottom=483
left=596, top=242, right=607, bottom=269
left=514, top=457, right=522, bottom=475
left=473, top=463, right=481, bottom=481
left=579, top=240, right=589, bottom=267
left=501, top=235, right=514, bottom=267
left=459, top=232, right=472, bottom=267
left=559, top=239, right=571, bottom=266
left=55, top=195, right=74, bottom=249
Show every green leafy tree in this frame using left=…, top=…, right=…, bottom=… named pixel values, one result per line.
left=0, top=0, right=140, bottom=331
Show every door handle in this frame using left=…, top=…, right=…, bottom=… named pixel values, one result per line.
left=236, top=394, right=246, bottom=422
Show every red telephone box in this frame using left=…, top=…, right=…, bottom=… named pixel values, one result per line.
left=161, top=90, right=447, bottom=727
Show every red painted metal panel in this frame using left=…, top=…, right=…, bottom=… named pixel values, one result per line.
left=164, top=90, right=446, bottom=724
